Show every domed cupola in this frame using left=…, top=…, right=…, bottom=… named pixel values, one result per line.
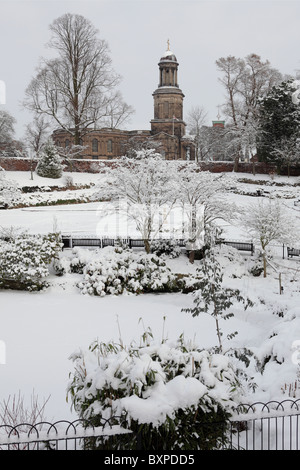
left=158, top=40, right=179, bottom=88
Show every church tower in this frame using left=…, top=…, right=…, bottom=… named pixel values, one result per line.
left=151, top=41, right=186, bottom=141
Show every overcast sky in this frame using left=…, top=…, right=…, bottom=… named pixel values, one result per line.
left=1, top=0, right=300, bottom=140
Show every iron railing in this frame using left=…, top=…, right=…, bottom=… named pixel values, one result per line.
left=228, top=399, right=300, bottom=450
left=1, top=401, right=300, bottom=450
left=0, top=417, right=132, bottom=450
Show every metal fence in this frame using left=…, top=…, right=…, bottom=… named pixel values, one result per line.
left=61, top=236, right=187, bottom=250
left=0, top=417, right=133, bottom=450
left=228, top=400, right=300, bottom=450
left=1, top=401, right=300, bottom=450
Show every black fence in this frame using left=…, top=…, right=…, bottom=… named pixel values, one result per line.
left=1, top=400, right=300, bottom=450
left=228, top=400, right=300, bottom=450
left=61, top=236, right=187, bottom=250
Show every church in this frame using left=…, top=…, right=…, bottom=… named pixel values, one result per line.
left=52, top=44, right=195, bottom=161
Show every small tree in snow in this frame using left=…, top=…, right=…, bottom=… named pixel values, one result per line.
left=177, top=164, right=235, bottom=262
left=36, top=138, right=64, bottom=179
left=183, top=243, right=253, bottom=353
left=94, top=150, right=178, bottom=253
left=241, top=198, right=298, bottom=277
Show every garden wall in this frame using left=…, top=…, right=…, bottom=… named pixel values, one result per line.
left=0, top=156, right=299, bottom=176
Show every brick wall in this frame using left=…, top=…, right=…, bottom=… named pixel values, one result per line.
left=0, top=156, right=299, bottom=176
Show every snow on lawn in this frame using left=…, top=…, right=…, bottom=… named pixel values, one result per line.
left=4, top=170, right=100, bottom=188
left=0, top=170, right=300, bottom=423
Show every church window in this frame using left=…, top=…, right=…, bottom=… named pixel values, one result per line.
left=92, top=138, right=99, bottom=153
left=65, top=139, right=70, bottom=148
left=107, top=139, right=113, bottom=153
left=164, top=101, right=169, bottom=118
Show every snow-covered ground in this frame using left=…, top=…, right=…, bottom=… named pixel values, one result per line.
left=0, top=170, right=300, bottom=423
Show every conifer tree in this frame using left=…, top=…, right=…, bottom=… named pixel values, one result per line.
left=257, top=79, right=300, bottom=171
left=36, top=139, right=64, bottom=178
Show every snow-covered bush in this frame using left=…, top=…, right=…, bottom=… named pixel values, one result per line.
left=54, top=245, right=197, bottom=294
left=70, top=247, right=95, bottom=274
left=0, top=232, right=62, bottom=290
left=36, top=139, right=64, bottom=179
left=150, top=238, right=181, bottom=258
left=76, top=246, right=182, bottom=296
left=0, top=170, right=22, bottom=208
left=67, top=331, right=241, bottom=450
left=76, top=247, right=182, bottom=296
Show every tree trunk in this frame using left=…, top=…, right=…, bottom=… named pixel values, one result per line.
left=144, top=239, right=151, bottom=254
left=263, top=253, right=267, bottom=278
left=234, top=155, right=239, bottom=172
left=189, top=250, right=195, bottom=264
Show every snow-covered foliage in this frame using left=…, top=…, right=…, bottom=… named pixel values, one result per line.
left=0, top=232, right=62, bottom=290
left=0, top=170, right=22, bottom=208
left=36, top=139, right=64, bottom=179
left=74, top=246, right=182, bottom=296
left=150, top=238, right=181, bottom=258
left=68, top=331, right=242, bottom=449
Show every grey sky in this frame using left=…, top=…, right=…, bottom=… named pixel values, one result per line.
left=1, top=0, right=300, bottom=140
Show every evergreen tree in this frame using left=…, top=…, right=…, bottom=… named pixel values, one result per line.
left=257, top=79, right=300, bottom=170
left=36, top=139, right=64, bottom=178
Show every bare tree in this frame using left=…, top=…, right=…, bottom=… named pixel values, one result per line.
left=0, top=110, right=15, bottom=143
left=24, top=115, right=51, bottom=155
left=186, top=106, right=208, bottom=161
left=23, top=13, right=134, bottom=145
left=216, top=54, right=282, bottom=166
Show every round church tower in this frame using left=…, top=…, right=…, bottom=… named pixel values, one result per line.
left=151, top=43, right=186, bottom=139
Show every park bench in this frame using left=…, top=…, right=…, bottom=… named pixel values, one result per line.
left=220, top=240, right=255, bottom=255
left=287, top=247, right=300, bottom=258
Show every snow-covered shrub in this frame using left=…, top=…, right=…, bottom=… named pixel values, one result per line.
left=0, top=170, right=22, bottom=208
left=0, top=232, right=62, bottom=290
left=36, top=139, right=64, bottom=179
left=76, top=246, right=181, bottom=296
left=70, top=247, right=95, bottom=274
left=150, top=238, right=181, bottom=258
left=67, top=331, right=241, bottom=450
left=53, top=246, right=95, bottom=276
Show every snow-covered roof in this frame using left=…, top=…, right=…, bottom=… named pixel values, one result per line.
left=160, top=50, right=177, bottom=62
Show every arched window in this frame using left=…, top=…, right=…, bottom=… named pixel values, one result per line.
left=92, top=138, right=99, bottom=153
left=107, top=139, right=113, bottom=153
left=65, top=139, right=70, bottom=148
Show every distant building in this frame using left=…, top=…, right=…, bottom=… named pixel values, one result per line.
left=52, top=44, right=195, bottom=160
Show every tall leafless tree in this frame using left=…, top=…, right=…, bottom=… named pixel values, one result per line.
left=23, top=13, right=134, bottom=145
left=216, top=54, right=282, bottom=166
left=186, top=106, right=208, bottom=161
left=0, top=110, right=15, bottom=143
